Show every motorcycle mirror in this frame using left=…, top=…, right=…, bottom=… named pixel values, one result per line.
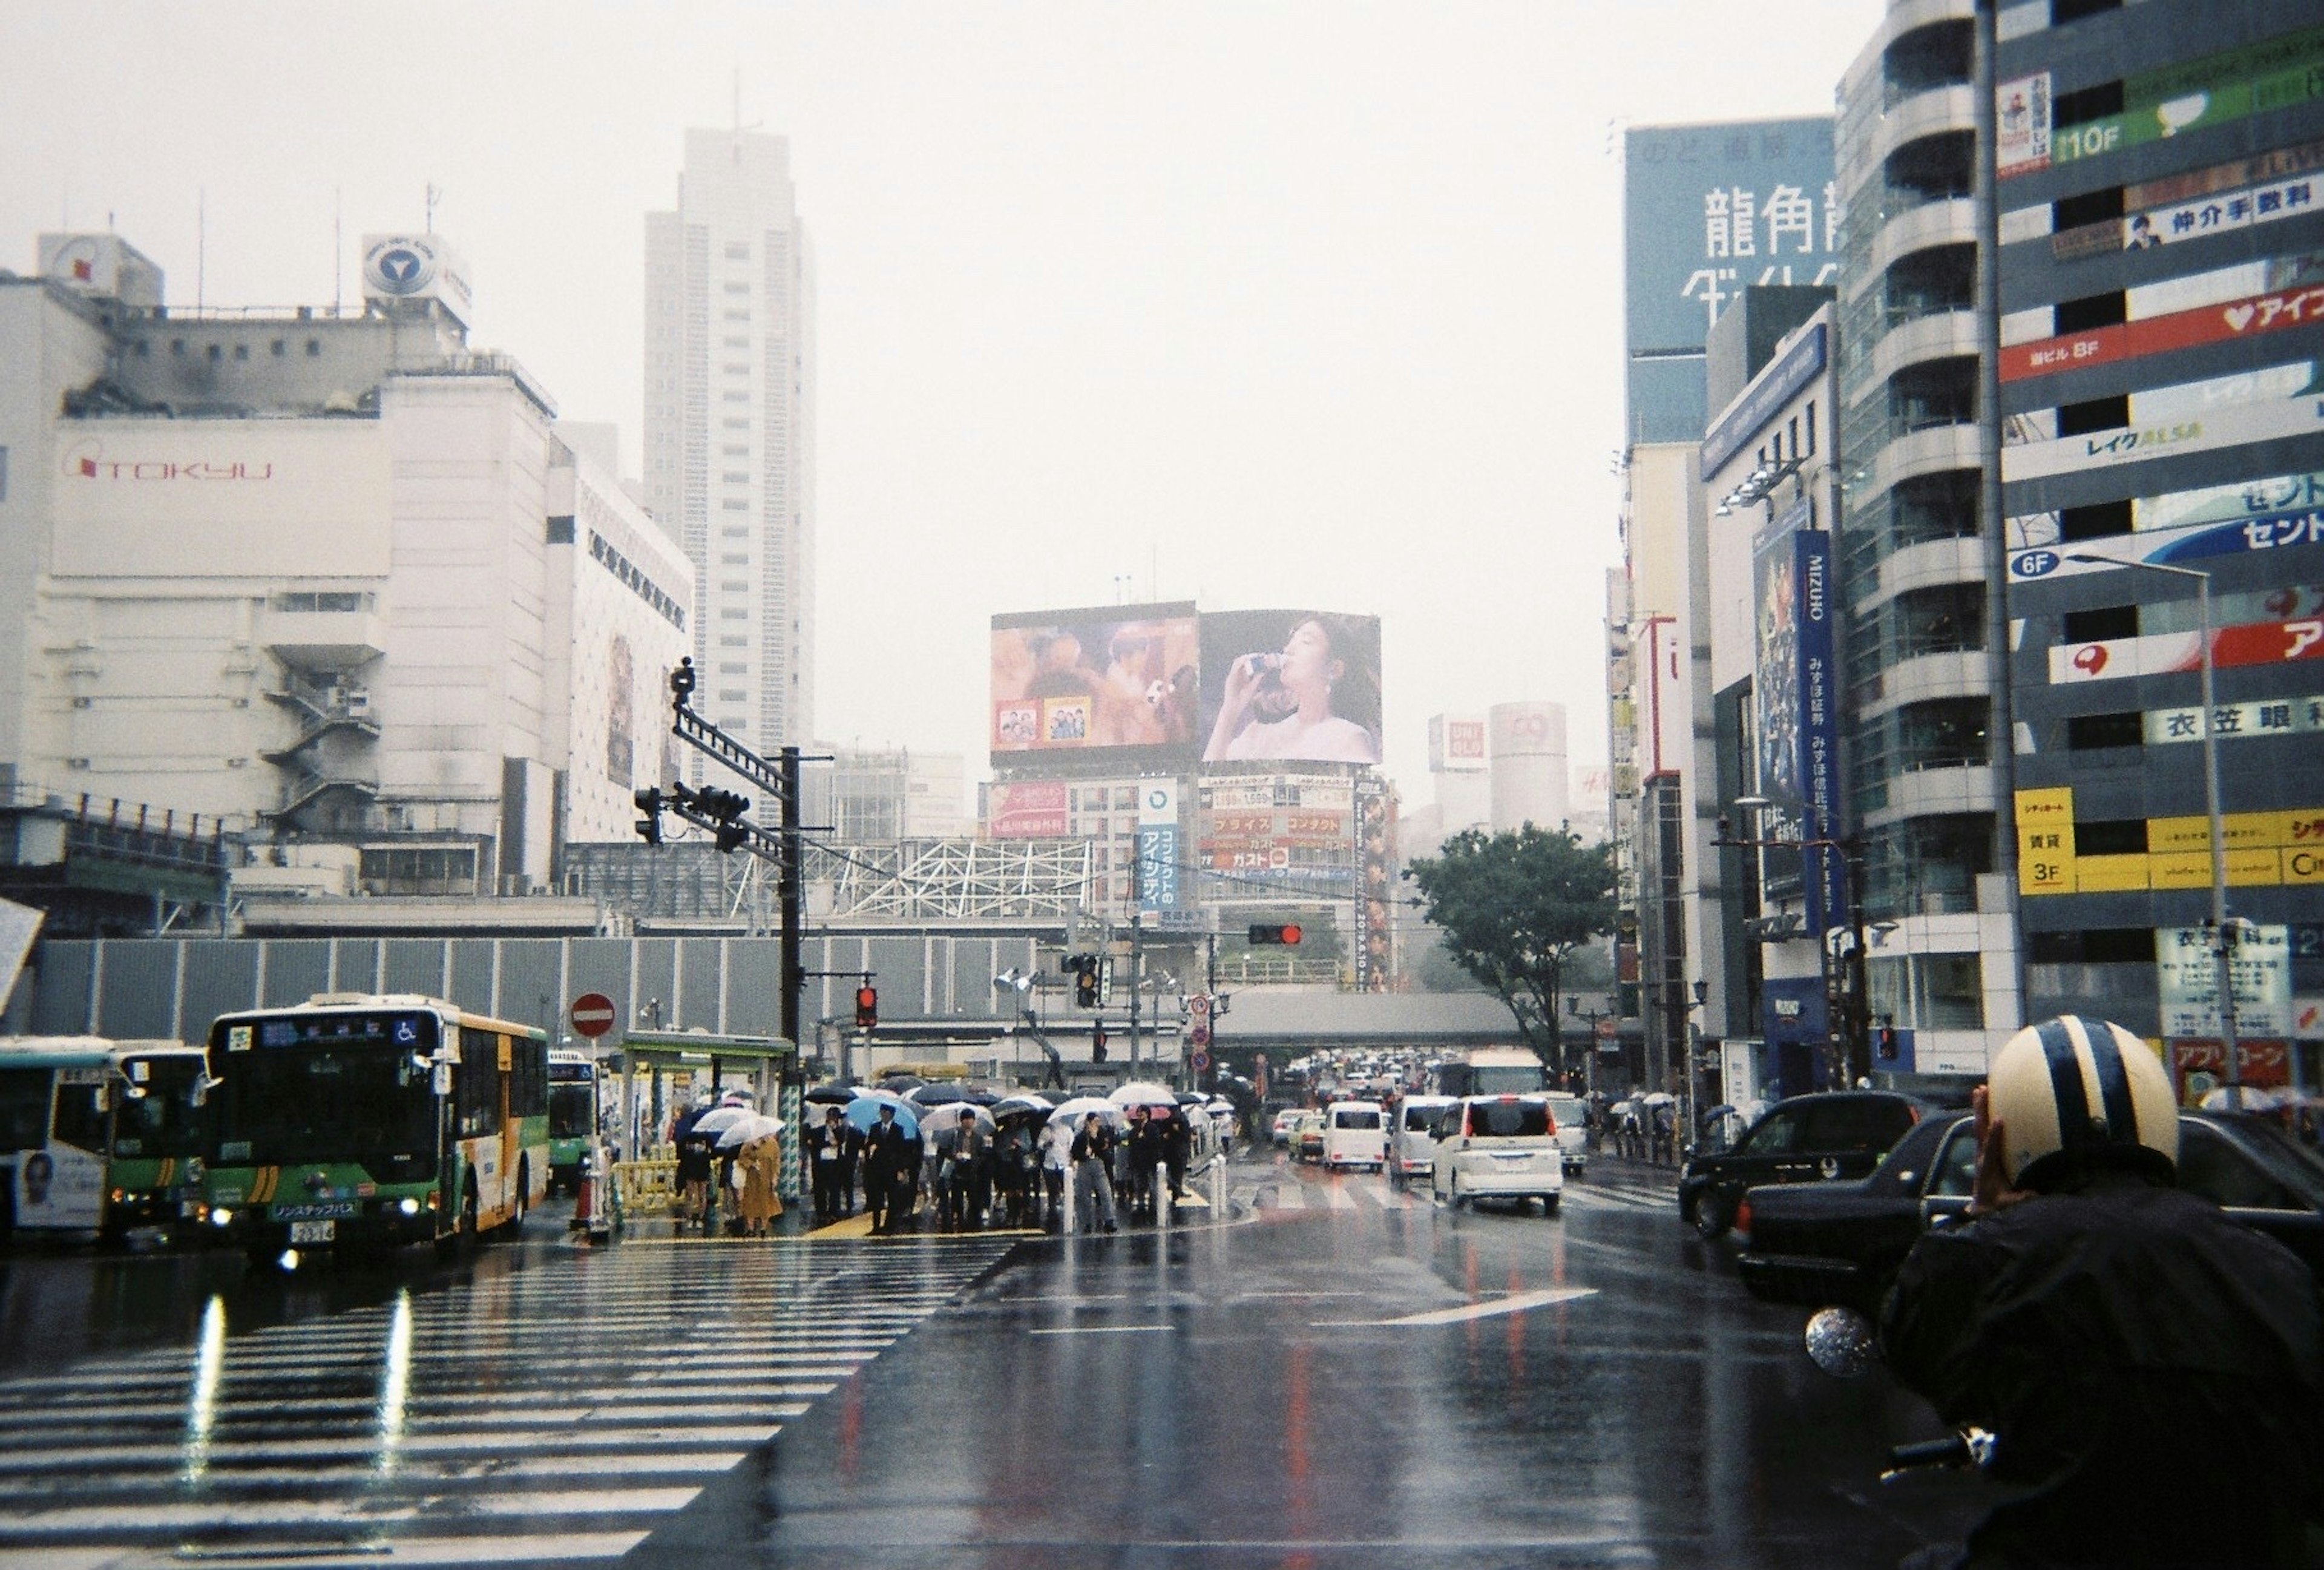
left=1804, top=1306, right=1879, bottom=1379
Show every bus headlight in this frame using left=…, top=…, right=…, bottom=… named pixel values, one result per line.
left=397, top=1197, right=421, bottom=1217
left=209, top=1207, right=234, bottom=1227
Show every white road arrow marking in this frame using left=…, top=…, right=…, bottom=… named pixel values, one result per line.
left=1310, top=1287, right=1597, bottom=1327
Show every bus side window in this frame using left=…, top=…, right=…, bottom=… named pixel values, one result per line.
left=51, top=1082, right=107, bottom=1152
left=0, top=1070, right=53, bottom=1149
left=453, top=1033, right=497, bottom=1138
left=514, top=1042, right=547, bottom=1120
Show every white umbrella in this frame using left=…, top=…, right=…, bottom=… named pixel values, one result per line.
left=1048, top=1096, right=1126, bottom=1129
left=1640, top=1092, right=1676, bottom=1108
left=1109, top=1080, right=1179, bottom=1109
left=692, top=1105, right=753, bottom=1137
left=919, top=1102, right=994, bottom=1138
left=715, top=1112, right=786, bottom=1150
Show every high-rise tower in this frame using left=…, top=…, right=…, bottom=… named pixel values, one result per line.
left=645, top=129, right=817, bottom=763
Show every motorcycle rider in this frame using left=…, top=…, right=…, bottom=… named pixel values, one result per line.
left=1880, top=1015, right=2323, bottom=1568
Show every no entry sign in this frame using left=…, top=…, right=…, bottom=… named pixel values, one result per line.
left=570, top=993, right=617, bottom=1039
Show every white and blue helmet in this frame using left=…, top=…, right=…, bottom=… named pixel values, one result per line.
left=1988, top=1016, right=2178, bottom=1191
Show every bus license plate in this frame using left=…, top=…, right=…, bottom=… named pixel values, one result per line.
left=289, top=1220, right=336, bottom=1244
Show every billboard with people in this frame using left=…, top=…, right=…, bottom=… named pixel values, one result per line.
left=1197, top=609, right=1383, bottom=767
left=989, top=603, right=1200, bottom=767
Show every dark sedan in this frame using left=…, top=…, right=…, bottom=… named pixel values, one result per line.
left=1677, top=1091, right=1948, bottom=1240
left=1736, top=1110, right=2324, bottom=1313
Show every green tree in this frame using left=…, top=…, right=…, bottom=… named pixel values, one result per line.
left=1405, top=825, right=1618, bottom=1074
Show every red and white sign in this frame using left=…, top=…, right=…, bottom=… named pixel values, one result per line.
left=570, top=993, right=617, bottom=1039
left=2003, top=283, right=2324, bottom=383
left=986, top=780, right=1069, bottom=838
left=2050, top=618, right=2324, bottom=684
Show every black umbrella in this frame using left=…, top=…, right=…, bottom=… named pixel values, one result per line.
left=907, top=1083, right=971, bottom=1106
left=963, top=1088, right=1002, bottom=1106
left=805, top=1082, right=857, bottom=1105
left=878, top=1072, right=926, bottom=1092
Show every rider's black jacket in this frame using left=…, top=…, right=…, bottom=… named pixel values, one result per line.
left=1881, top=1174, right=2323, bottom=1568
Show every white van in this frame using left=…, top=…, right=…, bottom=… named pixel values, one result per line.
left=1546, top=1093, right=1589, bottom=1175
left=1321, top=1100, right=1387, bottom=1172
left=1389, top=1095, right=1456, bottom=1187
left=1431, top=1095, right=1564, bottom=1215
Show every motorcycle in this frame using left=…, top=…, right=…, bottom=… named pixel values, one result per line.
left=1804, top=1306, right=1995, bottom=1484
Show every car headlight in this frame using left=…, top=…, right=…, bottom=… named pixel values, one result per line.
left=209, top=1207, right=234, bottom=1227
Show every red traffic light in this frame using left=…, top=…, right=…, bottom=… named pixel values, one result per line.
left=854, top=986, right=878, bottom=1030
left=1247, top=923, right=1303, bottom=946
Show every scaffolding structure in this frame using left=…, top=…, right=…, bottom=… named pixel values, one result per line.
left=565, top=838, right=1094, bottom=926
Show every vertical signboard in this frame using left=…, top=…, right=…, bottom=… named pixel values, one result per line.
left=1136, top=780, right=1181, bottom=915
left=1751, top=504, right=1846, bottom=930
left=1353, top=777, right=1393, bottom=993
left=2158, top=923, right=2293, bottom=1037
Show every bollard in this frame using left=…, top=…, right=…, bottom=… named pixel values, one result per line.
left=1063, top=1163, right=1077, bottom=1235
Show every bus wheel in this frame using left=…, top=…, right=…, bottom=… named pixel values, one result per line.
left=501, top=1160, right=530, bottom=1240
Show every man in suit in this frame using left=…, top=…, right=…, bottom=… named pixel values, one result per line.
left=806, top=1106, right=860, bottom=1223
left=859, top=1103, right=919, bottom=1234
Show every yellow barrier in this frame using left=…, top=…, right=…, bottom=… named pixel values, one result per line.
left=612, top=1158, right=683, bottom=1219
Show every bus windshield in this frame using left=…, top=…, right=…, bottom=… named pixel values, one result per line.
left=548, top=1079, right=594, bottom=1140
left=111, top=1056, right=209, bottom=1159
left=214, top=1042, right=437, bottom=1174
left=1471, top=1065, right=1546, bottom=1097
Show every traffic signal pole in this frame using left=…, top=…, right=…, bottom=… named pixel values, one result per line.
left=780, top=744, right=803, bottom=1055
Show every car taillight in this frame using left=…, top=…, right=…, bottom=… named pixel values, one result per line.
left=1735, top=1197, right=1753, bottom=1235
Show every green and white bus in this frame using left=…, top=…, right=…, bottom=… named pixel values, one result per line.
left=200, top=994, right=548, bottom=1261
left=547, top=1049, right=599, bottom=1195
left=0, top=1038, right=212, bottom=1242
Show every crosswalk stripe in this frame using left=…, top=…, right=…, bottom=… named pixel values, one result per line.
left=0, top=1234, right=1016, bottom=1564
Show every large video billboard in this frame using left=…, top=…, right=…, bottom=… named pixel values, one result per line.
left=1197, top=609, right=1383, bottom=767
left=990, top=602, right=1200, bottom=768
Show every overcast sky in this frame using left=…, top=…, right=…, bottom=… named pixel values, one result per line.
left=0, top=1, right=1879, bottom=801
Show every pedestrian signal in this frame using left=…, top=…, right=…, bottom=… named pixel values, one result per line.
left=1092, top=1023, right=1108, bottom=1062
left=1247, top=923, right=1303, bottom=945
left=1877, top=1023, right=1899, bottom=1060
left=854, top=986, right=878, bottom=1031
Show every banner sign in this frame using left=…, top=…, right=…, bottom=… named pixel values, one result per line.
left=2001, top=26, right=2324, bottom=180
left=1751, top=504, right=1846, bottom=931
left=1353, top=777, right=1392, bottom=993
left=987, top=780, right=1069, bottom=838
left=1136, top=780, right=1181, bottom=913
left=2001, top=278, right=2324, bottom=384
left=2145, top=692, right=2324, bottom=746
left=2008, top=505, right=2324, bottom=584
left=2049, top=616, right=2324, bottom=685
left=2003, top=388, right=2324, bottom=482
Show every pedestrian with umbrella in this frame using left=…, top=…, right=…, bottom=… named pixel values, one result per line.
left=719, top=1114, right=784, bottom=1237
left=854, top=1097, right=920, bottom=1234
left=805, top=1104, right=860, bottom=1222
left=1069, top=1111, right=1118, bottom=1233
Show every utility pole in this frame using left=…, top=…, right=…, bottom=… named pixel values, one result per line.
left=779, top=745, right=803, bottom=1053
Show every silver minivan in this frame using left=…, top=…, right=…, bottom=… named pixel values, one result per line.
left=1388, top=1095, right=1456, bottom=1187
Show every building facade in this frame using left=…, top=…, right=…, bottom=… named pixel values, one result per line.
left=645, top=128, right=818, bottom=766
left=1994, top=0, right=2324, bottom=1094
left=1832, top=0, right=2024, bottom=1082
left=0, top=234, right=692, bottom=904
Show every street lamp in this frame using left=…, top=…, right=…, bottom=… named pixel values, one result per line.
left=1718, top=796, right=1871, bottom=1088
left=2065, top=553, right=2240, bottom=1108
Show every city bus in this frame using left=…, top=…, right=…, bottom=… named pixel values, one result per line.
left=200, top=993, right=548, bottom=1262
left=0, top=1038, right=212, bottom=1242
left=547, top=1050, right=599, bottom=1194
left=1428, top=1045, right=1549, bottom=1100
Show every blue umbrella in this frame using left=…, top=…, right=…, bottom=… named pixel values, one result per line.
left=844, top=1092, right=919, bottom=1138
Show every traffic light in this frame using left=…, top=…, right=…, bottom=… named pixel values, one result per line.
left=678, top=783, right=752, bottom=852
left=1072, top=956, right=1100, bottom=1009
left=633, top=786, right=665, bottom=845
left=854, top=986, right=878, bottom=1031
left=1247, top=923, right=1304, bottom=945
left=1877, top=1023, right=1899, bottom=1060
left=1092, top=1022, right=1108, bottom=1062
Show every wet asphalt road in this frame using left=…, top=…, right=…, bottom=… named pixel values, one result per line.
left=0, top=1149, right=1988, bottom=1567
